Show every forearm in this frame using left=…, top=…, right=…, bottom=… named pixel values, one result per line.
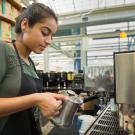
left=0, top=93, right=38, bottom=117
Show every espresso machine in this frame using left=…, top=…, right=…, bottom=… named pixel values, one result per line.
left=114, top=51, right=135, bottom=135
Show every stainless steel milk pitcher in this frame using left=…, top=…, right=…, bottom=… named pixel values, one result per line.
left=51, top=91, right=83, bottom=128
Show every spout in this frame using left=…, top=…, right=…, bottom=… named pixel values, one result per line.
left=71, top=97, right=83, bottom=105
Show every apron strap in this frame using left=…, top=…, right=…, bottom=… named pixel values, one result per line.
left=12, top=40, right=38, bottom=75
left=12, top=40, right=23, bottom=71
left=28, top=57, right=38, bottom=74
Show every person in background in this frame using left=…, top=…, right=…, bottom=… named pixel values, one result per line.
left=0, top=3, right=66, bottom=135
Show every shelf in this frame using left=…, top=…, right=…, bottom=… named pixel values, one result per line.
left=7, top=0, right=22, bottom=11
left=0, top=14, right=15, bottom=25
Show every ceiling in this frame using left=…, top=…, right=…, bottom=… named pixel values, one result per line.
left=22, top=0, right=135, bottom=15
left=37, top=0, right=92, bottom=15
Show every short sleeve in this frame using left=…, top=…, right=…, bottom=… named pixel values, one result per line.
left=0, top=42, right=8, bottom=83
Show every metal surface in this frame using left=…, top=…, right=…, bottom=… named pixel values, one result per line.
left=114, top=51, right=135, bottom=104
left=51, top=96, right=83, bottom=128
left=84, top=66, right=113, bottom=90
left=85, top=105, right=125, bottom=135
left=118, top=104, right=135, bottom=134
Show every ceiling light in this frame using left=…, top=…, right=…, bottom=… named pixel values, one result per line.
left=120, top=31, right=127, bottom=39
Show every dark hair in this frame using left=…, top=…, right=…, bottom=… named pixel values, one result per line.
left=15, top=3, right=58, bottom=35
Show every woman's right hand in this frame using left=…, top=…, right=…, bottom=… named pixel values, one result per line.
left=35, top=92, right=66, bottom=119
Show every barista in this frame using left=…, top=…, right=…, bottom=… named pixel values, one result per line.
left=0, top=3, right=66, bottom=135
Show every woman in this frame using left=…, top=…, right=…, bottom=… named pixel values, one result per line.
left=0, top=3, right=66, bottom=135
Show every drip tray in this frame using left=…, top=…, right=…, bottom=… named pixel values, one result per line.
left=85, top=106, right=126, bottom=135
